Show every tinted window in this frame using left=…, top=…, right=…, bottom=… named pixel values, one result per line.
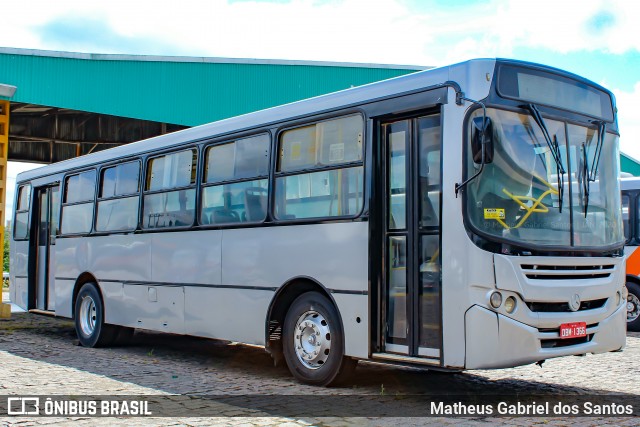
left=275, top=115, right=364, bottom=220
left=279, top=115, right=363, bottom=172
left=143, top=189, right=195, bottom=228
left=65, top=170, right=96, bottom=203
left=205, top=134, right=269, bottom=183
left=61, top=203, right=93, bottom=234
left=201, top=180, right=268, bottom=225
left=14, top=212, right=29, bottom=240
left=17, top=185, right=31, bottom=211
left=96, top=197, right=139, bottom=232
left=147, top=149, right=196, bottom=191
left=101, top=161, right=139, bottom=198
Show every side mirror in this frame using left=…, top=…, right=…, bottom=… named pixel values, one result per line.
left=471, top=116, right=493, bottom=164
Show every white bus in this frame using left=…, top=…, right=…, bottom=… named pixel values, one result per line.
left=10, top=59, right=627, bottom=386
left=620, top=176, right=640, bottom=331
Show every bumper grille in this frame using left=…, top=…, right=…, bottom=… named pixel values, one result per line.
left=538, top=323, right=598, bottom=349
left=521, top=264, right=614, bottom=280
left=540, top=334, right=594, bottom=348
left=526, top=298, right=607, bottom=313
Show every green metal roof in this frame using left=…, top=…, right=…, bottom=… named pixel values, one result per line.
left=0, top=48, right=424, bottom=126
left=621, top=152, right=640, bottom=176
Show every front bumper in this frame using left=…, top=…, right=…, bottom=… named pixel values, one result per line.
left=464, top=302, right=626, bottom=369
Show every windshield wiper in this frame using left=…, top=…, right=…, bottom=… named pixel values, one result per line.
left=525, top=104, right=566, bottom=212
left=581, top=120, right=606, bottom=216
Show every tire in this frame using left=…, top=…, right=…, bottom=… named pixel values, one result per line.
left=74, top=282, right=119, bottom=347
left=626, top=282, right=640, bottom=332
left=282, top=292, right=357, bottom=386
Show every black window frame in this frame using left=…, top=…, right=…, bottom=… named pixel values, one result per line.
left=272, top=112, right=366, bottom=223
left=94, top=159, right=142, bottom=233
left=200, top=132, right=271, bottom=227
left=141, top=147, right=199, bottom=230
left=13, top=184, right=32, bottom=241
left=60, top=168, right=97, bottom=236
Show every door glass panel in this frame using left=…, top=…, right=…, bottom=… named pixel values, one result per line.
left=38, top=192, right=49, bottom=245
left=387, top=236, right=407, bottom=342
left=418, top=116, right=441, bottom=228
left=388, top=129, right=407, bottom=230
left=50, top=187, right=60, bottom=244
left=419, top=234, right=441, bottom=348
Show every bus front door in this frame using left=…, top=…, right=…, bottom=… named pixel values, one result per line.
left=34, top=185, right=60, bottom=311
left=382, top=115, right=442, bottom=360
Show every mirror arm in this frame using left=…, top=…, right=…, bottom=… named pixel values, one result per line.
left=455, top=98, right=487, bottom=198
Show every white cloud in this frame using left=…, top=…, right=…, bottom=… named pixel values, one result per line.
left=1, top=0, right=639, bottom=66
left=614, top=83, right=640, bottom=160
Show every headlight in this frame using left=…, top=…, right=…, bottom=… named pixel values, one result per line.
left=490, top=292, right=502, bottom=308
left=504, top=296, right=517, bottom=313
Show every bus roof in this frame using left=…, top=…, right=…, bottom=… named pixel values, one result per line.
left=621, top=176, right=640, bottom=191
left=18, top=57, right=605, bottom=183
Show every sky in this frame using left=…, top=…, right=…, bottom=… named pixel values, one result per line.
left=2, top=0, right=640, bottom=220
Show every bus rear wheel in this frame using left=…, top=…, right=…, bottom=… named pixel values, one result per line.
left=282, top=292, right=357, bottom=386
left=627, top=282, right=640, bottom=332
left=74, top=282, right=119, bottom=347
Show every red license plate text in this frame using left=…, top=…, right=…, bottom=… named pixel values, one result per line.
left=559, top=322, right=587, bottom=339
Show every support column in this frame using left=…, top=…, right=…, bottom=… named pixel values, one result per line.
left=0, top=100, right=10, bottom=318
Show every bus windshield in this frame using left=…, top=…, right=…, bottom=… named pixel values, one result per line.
left=465, top=108, right=623, bottom=250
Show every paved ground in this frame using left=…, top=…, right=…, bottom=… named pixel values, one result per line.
left=0, top=291, right=638, bottom=426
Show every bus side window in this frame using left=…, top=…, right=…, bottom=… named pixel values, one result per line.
left=201, top=134, right=270, bottom=225
left=274, top=114, right=364, bottom=220
left=60, top=170, right=96, bottom=235
left=143, top=149, right=197, bottom=229
left=14, top=184, right=32, bottom=240
left=96, top=161, right=140, bottom=233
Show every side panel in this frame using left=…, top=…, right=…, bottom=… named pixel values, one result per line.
left=220, top=222, right=369, bottom=356
left=122, top=284, right=185, bottom=334
left=54, top=234, right=153, bottom=319
left=222, top=222, right=368, bottom=292
left=54, top=279, right=74, bottom=318
left=9, top=240, right=29, bottom=310
left=151, top=230, right=222, bottom=285
left=185, top=287, right=273, bottom=345
left=84, top=234, right=153, bottom=282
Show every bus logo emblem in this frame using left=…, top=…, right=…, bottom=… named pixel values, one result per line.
left=569, top=294, right=581, bottom=312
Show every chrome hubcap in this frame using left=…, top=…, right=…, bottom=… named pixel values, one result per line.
left=628, top=293, right=640, bottom=323
left=79, top=296, right=97, bottom=336
left=293, top=310, right=331, bottom=369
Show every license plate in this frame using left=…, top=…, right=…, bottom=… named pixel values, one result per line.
left=559, top=322, right=587, bottom=339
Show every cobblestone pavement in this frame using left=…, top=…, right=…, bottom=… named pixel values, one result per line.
left=0, top=292, right=638, bottom=426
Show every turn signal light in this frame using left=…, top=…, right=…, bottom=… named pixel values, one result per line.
left=490, top=292, right=502, bottom=308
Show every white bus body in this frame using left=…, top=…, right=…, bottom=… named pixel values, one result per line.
left=10, top=59, right=627, bottom=385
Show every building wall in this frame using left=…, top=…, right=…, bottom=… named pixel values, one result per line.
left=0, top=49, right=422, bottom=126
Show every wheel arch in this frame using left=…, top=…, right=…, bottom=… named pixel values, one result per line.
left=264, top=276, right=343, bottom=356
left=626, top=274, right=640, bottom=287
left=71, top=272, right=102, bottom=319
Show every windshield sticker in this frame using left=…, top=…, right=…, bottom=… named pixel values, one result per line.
left=484, top=208, right=505, bottom=219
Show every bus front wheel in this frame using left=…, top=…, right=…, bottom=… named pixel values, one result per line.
left=282, top=292, right=357, bottom=386
left=74, top=282, right=119, bottom=347
left=627, top=282, right=640, bottom=332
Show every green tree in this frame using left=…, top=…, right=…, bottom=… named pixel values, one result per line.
left=3, top=227, right=9, bottom=273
